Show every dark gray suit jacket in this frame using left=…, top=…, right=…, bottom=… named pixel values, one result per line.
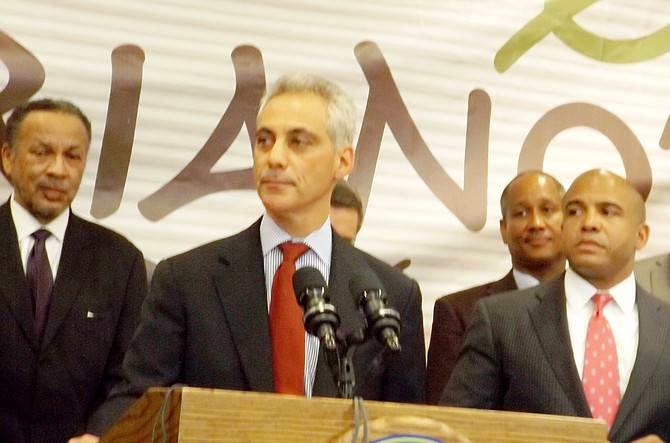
left=635, top=253, right=670, bottom=302
left=426, top=271, right=517, bottom=404
left=441, top=273, right=670, bottom=443
left=0, top=203, right=147, bottom=443
left=90, top=218, right=426, bottom=435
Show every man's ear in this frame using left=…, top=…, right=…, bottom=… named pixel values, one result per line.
left=1, top=142, right=14, bottom=180
left=335, top=144, right=354, bottom=179
left=635, top=222, right=650, bottom=251
left=499, top=219, right=508, bottom=245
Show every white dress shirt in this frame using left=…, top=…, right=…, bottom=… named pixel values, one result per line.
left=512, top=268, right=540, bottom=290
left=10, top=195, right=69, bottom=279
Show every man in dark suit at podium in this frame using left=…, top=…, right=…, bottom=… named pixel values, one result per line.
left=426, top=170, right=566, bottom=403
left=75, top=73, right=426, bottom=441
left=0, top=99, right=147, bottom=443
left=441, top=169, right=670, bottom=443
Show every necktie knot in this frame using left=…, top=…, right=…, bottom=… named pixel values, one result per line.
left=279, top=242, right=309, bottom=264
left=32, top=229, right=51, bottom=243
left=593, top=292, right=613, bottom=315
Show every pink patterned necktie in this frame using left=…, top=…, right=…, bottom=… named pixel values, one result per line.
left=582, top=292, right=619, bottom=430
left=270, top=242, right=310, bottom=395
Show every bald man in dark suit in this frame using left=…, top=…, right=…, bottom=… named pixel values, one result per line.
left=442, top=170, right=670, bottom=443
left=426, top=171, right=566, bottom=403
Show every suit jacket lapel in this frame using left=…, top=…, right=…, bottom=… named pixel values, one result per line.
left=0, top=203, right=39, bottom=351
left=528, top=275, right=592, bottom=417
left=609, top=287, right=669, bottom=440
left=41, top=213, right=88, bottom=349
left=213, top=220, right=274, bottom=393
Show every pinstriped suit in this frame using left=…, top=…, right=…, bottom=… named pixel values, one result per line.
left=441, top=273, right=670, bottom=443
left=426, top=271, right=517, bottom=404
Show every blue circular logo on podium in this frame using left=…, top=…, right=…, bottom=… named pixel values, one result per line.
left=371, top=435, right=445, bottom=443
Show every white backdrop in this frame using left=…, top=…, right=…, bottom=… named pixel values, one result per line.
left=2, top=0, right=669, bottom=345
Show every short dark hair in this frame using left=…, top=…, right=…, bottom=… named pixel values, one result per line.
left=330, top=179, right=364, bottom=232
left=4, top=98, right=92, bottom=151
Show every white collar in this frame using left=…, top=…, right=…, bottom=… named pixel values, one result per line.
left=259, top=213, right=332, bottom=264
left=10, top=194, right=69, bottom=243
left=564, top=266, right=637, bottom=314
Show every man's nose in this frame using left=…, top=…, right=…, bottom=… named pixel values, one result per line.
left=581, top=208, right=599, bottom=230
left=267, top=140, right=289, bottom=167
left=528, top=209, right=545, bottom=228
left=46, top=153, right=67, bottom=176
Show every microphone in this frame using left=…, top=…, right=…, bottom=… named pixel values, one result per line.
left=292, top=267, right=341, bottom=350
left=349, top=271, right=401, bottom=352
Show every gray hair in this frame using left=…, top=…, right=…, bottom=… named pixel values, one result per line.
left=259, top=73, right=356, bottom=149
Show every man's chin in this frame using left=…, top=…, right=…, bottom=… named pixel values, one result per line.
left=567, top=255, right=603, bottom=272
left=260, top=194, right=295, bottom=210
left=523, top=248, right=561, bottom=261
left=32, top=202, right=67, bottom=222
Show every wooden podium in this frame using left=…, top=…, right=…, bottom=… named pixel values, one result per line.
left=100, top=387, right=608, bottom=443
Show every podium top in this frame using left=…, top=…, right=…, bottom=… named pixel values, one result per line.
left=101, top=387, right=608, bottom=443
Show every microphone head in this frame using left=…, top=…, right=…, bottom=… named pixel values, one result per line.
left=350, top=270, right=401, bottom=349
left=349, top=270, right=385, bottom=306
left=293, top=267, right=327, bottom=302
left=292, top=267, right=340, bottom=345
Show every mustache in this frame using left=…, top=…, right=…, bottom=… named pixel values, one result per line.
left=38, top=179, right=67, bottom=192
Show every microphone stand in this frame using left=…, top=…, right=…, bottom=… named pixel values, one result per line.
left=331, top=328, right=367, bottom=399
left=326, top=326, right=400, bottom=399
left=295, top=269, right=402, bottom=399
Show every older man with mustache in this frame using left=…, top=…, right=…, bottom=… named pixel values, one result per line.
left=0, top=98, right=147, bottom=443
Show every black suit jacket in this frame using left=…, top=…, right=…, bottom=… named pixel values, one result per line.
left=441, top=273, right=670, bottom=443
left=425, top=271, right=516, bottom=404
left=0, top=203, right=147, bottom=443
left=89, top=219, right=426, bottom=435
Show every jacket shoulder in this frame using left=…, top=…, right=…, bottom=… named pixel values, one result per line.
left=69, top=213, right=142, bottom=254
left=435, top=272, right=515, bottom=309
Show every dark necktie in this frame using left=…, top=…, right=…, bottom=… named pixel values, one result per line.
left=26, top=229, right=53, bottom=340
left=270, top=242, right=309, bottom=395
left=582, top=292, right=619, bottom=430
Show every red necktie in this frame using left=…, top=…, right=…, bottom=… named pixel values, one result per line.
left=270, top=242, right=309, bottom=395
left=26, top=229, right=53, bottom=340
left=582, top=292, right=619, bottom=430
